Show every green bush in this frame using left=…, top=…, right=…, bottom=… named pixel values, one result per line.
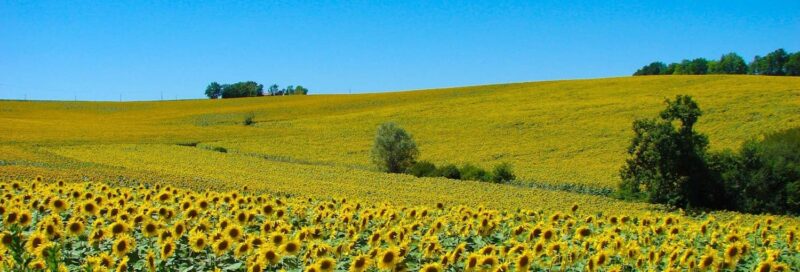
left=407, top=161, right=437, bottom=177
left=436, top=164, right=461, bottom=180
left=491, top=163, right=516, bottom=183
left=460, top=164, right=491, bottom=182
left=710, top=128, right=800, bottom=214
left=243, top=113, right=255, bottom=126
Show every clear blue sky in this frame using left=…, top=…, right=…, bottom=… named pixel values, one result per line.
left=1, top=1, right=798, bottom=101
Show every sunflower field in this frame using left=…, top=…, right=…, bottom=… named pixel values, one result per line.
left=1, top=177, right=798, bottom=271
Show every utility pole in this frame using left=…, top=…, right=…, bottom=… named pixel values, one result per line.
left=119, top=94, right=122, bottom=102
left=161, top=91, right=163, bottom=101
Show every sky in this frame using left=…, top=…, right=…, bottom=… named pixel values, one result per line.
left=1, top=1, right=798, bottom=101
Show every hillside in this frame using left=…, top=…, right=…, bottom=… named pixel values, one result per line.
left=2, top=75, right=798, bottom=190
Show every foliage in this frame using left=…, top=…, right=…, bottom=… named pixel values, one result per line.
left=204, top=82, right=222, bottom=99
left=460, top=163, right=492, bottom=182
left=709, top=128, right=800, bottom=214
left=491, top=163, right=516, bottom=183
left=435, top=164, right=461, bottom=180
left=370, top=122, right=419, bottom=173
left=634, top=48, right=799, bottom=76
left=207, top=82, right=309, bottom=98
left=407, top=160, right=437, bottom=177
left=221, top=81, right=264, bottom=98
left=619, top=95, right=722, bottom=208
left=243, top=112, right=255, bottom=126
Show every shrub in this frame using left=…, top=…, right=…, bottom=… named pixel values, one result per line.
left=491, top=163, right=516, bottom=183
left=243, top=113, right=255, bottom=126
left=436, top=164, right=461, bottom=180
left=211, top=146, right=227, bottom=153
left=407, top=161, right=437, bottom=177
left=460, top=164, right=491, bottom=182
left=370, top=123, right=419, bottom=173
left=711, top=128, right=800, bottom=214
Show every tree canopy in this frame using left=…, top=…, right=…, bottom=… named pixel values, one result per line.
left=205, top=81, right=309, bottom=99
left=633, top=49, right=799, bottom=76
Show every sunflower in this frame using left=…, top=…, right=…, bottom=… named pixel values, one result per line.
left=189, top=230, right=208, bottom=253
left=1, top=231, right=14, bottom=247
left=4, top=209, right=19, bottom=225
left=26, top=231, right=48, bottom=253
left=575, top=227, right=591, bottom=239
left=248, top=256, right=267, bottom=272
left=81, top=201, right=99, bottom=216
left=142, top=220, right=160, bottom=237
left=226, top=225, right=244, bottom=241
left=213, top=238, right=233, bottom=256
left=146, top=251, right=157, bottom=272
left=270, top=232, right=286, bottom=247
left=316, top=257, right=336, bottom=272
left=112, top=234, right=136, bottom=258
left=116, top=256, right=129, bottom=272
left=377, top=247, right=403, bottom=270
left=419, top=263, right=443, bottom=272
left=161, top=238, right=176, bottom=259
left=28, top=259, right=47, bottom=270
left=66, top=217, right=85, bottom=236
left=480, top=255, right=499, bottom=269
left=349, top=255, right=370, bottom=272
left=51, top=198, right=68, bottom=213
left=18, top=210, right=32, bottom=227
left=515, top=251, right=534, bottom=271
left=108, top=220, right=129, bottom=237
left=89, top=228, right=108, bottom=246
left=594, top=251, right=609, bottom=267
left=280, top=240, right=301, bottom=255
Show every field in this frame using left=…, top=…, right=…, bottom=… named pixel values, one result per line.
left=1, top=75, right=800, bottom=271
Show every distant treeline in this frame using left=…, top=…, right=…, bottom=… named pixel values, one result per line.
left=633, top=48, right=800, bottom=76
left=205, top=81, right=309, bottom=99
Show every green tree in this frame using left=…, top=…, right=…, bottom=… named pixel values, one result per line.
left=293, top=85, right=309, bottom=95
left=715, top=53, right=747, bottom=74
left=205, top=82, right=222, bottom=99
left=268, top=84, right=280, bottom=96
left=370, top=123, right=419, bottom=173
left=619, top=95, right=721, bottom=208
left=751, top=49, right=789, bottom=75
left=221, top=81, right=264, bottom=98
left=711, top=128, right=800, bottom=214
left=633, top=62, right=668, bottom=76
left=785, top=52, right=800, bottom=76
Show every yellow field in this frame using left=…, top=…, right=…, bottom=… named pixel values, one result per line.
left=1, top=75, right=800, bottom=271
left=2, top=75, right=799, bottom=188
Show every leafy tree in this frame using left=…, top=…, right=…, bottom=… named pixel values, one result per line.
left=205, top=82, right=222, bottom=99
left=268, top=84, right=280, bottom=96
left=633, top=62, right=668, bottom=76
left=370, top=123, right=419, bottom=173
left=293, top=85, right=309, bottom=95
left=750, top=49, right=790, bottom=75
left=715, top=53, right=747, bottom=74
left=785, top=52, right=800, bottom=76
left=282, top=85, right=295, bottom=95
left=710, top=128, right=800, bottom=214
left=221, top=81, right=264, bottom=98
left=619, top=95, right=722, bottom=208
left=491, top=163, right=516, bottom=183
